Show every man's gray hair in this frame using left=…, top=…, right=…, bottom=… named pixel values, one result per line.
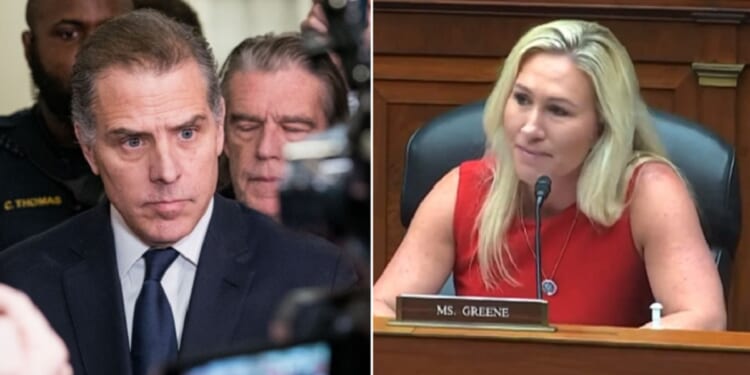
left=218, top=32, right=349, bottom=127
left=71, top=9, right=222, bottom=144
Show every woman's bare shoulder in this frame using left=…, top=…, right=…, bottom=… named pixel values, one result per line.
left=630, top=161, right=687, bottom=201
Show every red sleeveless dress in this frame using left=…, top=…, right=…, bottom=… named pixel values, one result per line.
left=453, top=159, right=653, bottom=327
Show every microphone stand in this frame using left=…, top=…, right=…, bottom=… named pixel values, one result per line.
left=534, top=195, right=543, bottom=300
left=534, top=176, right=551, bottom=300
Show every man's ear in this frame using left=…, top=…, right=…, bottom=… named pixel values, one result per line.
left=74, top=123, right=100, bottom=175
left=21, top=31, right=32, bottom=65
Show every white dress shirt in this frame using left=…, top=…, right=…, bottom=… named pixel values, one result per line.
left=114, top=198, right=214, bottom=349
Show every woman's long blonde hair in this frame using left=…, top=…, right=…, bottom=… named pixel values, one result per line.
left=476, top=20, right=673, bottom=288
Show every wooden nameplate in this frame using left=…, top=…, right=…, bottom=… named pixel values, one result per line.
left=390, top=294, right=555, bottom=332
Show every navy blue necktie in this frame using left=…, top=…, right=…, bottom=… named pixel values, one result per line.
left=131, top=247, right=179, bottom=375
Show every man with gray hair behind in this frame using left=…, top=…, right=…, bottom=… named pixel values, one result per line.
left=219, top=32, right=349, bottom=223
left=0, top=10, right=358, bottom=375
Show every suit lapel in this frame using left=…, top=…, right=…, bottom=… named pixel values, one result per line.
left=63, top=203, right=131, bottom=375
left=180, top=196, right=258, bottom=358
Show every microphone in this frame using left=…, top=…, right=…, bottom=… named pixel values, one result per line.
left=535, top=175, right=551, bottom=203
left=534, top=176, right=551, bottom=299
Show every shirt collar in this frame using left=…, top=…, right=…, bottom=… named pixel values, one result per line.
left=114, top=198, right=214, bottom=279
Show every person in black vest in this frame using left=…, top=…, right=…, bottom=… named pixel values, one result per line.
left=0, top=0, right=133, bottom=250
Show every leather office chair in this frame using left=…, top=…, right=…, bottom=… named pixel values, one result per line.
left=400, top=101, right=741, bottom=297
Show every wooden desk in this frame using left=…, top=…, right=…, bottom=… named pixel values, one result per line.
left=374, top=316, right=750, bottom=374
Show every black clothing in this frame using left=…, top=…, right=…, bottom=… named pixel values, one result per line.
left=0, top=195, right=358, bottom=375
left=0, top=105, right=102, bottom=250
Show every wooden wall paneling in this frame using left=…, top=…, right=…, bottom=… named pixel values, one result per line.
left=374, top=80, right=492, bottom=104
left=374, top=54, right=502, bottom=264
left=739, top=21, right=750, bottom=63
left=601, top=21, right=703, bottom=63
left=374, top=13, right=537, bottom=57
left=374, top=78, right=493, bottom=264
left=732, top=21, right=750, bottom=332
left=636, top=64, right=698, bottom=117
left=641, top=90, right=678, bottom=114
left=375, top=56, right=500, bottom=83
left=697, top=87, right=738, bottom=144
left=374, top=1, right=750, bottom=59
left=697, top=23, right=737, bottom=63
left=672, top=67, right=700, bottom=121
left=730, top=65, right=750, bottom=330
left=373, top=86, right=388, bottom=280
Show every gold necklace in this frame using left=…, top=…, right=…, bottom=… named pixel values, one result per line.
left=518, top=203, right=579, bottom=297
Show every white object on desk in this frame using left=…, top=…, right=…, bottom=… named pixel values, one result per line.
left=650, top=302, right=663, bottom=329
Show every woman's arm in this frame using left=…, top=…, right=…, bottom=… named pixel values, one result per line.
left=373, top=168, right=459, bottom=317
left=631, top=162, right=726, bottom=330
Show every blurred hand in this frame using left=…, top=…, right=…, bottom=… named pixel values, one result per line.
left=300, top=0, right=329, bottom=35
left=0, top=284, right=72, bottom=375
left=299, top=0, right=371, bottom=83
left=300, top=0, right=344, bottom=73
left=300, top=0, right=371, bottom=46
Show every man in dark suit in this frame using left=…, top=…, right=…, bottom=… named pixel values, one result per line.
left=0, top=9, right=359, bottom=375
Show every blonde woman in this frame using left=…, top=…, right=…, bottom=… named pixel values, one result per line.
left=373, top=19, right=725, bottom=330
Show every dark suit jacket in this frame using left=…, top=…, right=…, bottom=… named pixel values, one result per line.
left=0, top=195, right=359, bottom=375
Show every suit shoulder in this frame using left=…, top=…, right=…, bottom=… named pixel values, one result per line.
left=0, top=108, right=33, bottom=158
left=0, top=207, right=99, bottom=272
left=0, top=231, right=58, bottom=283
left=237, top=204, right=341, bottom=255
left=223, top=199, right=345, bottom=262
left=210, top=196, right=362, bottom=290
left=0, top=108, right=33, bottom=130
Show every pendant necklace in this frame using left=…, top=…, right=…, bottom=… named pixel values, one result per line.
left=519, top=204, right=579, bottom=297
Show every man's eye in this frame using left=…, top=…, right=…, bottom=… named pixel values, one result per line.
left=56, top=29, right=80, bottom=41
left=125, top=137, right=142, bottom=148
left=282, top=124, right=311, bottom=134
left=180, top=128, right=195, bottom=140
left=234, top=122, right=262, bottom=133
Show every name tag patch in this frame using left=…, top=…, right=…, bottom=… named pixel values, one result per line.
left=4, top=196, right=63, bottom=211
